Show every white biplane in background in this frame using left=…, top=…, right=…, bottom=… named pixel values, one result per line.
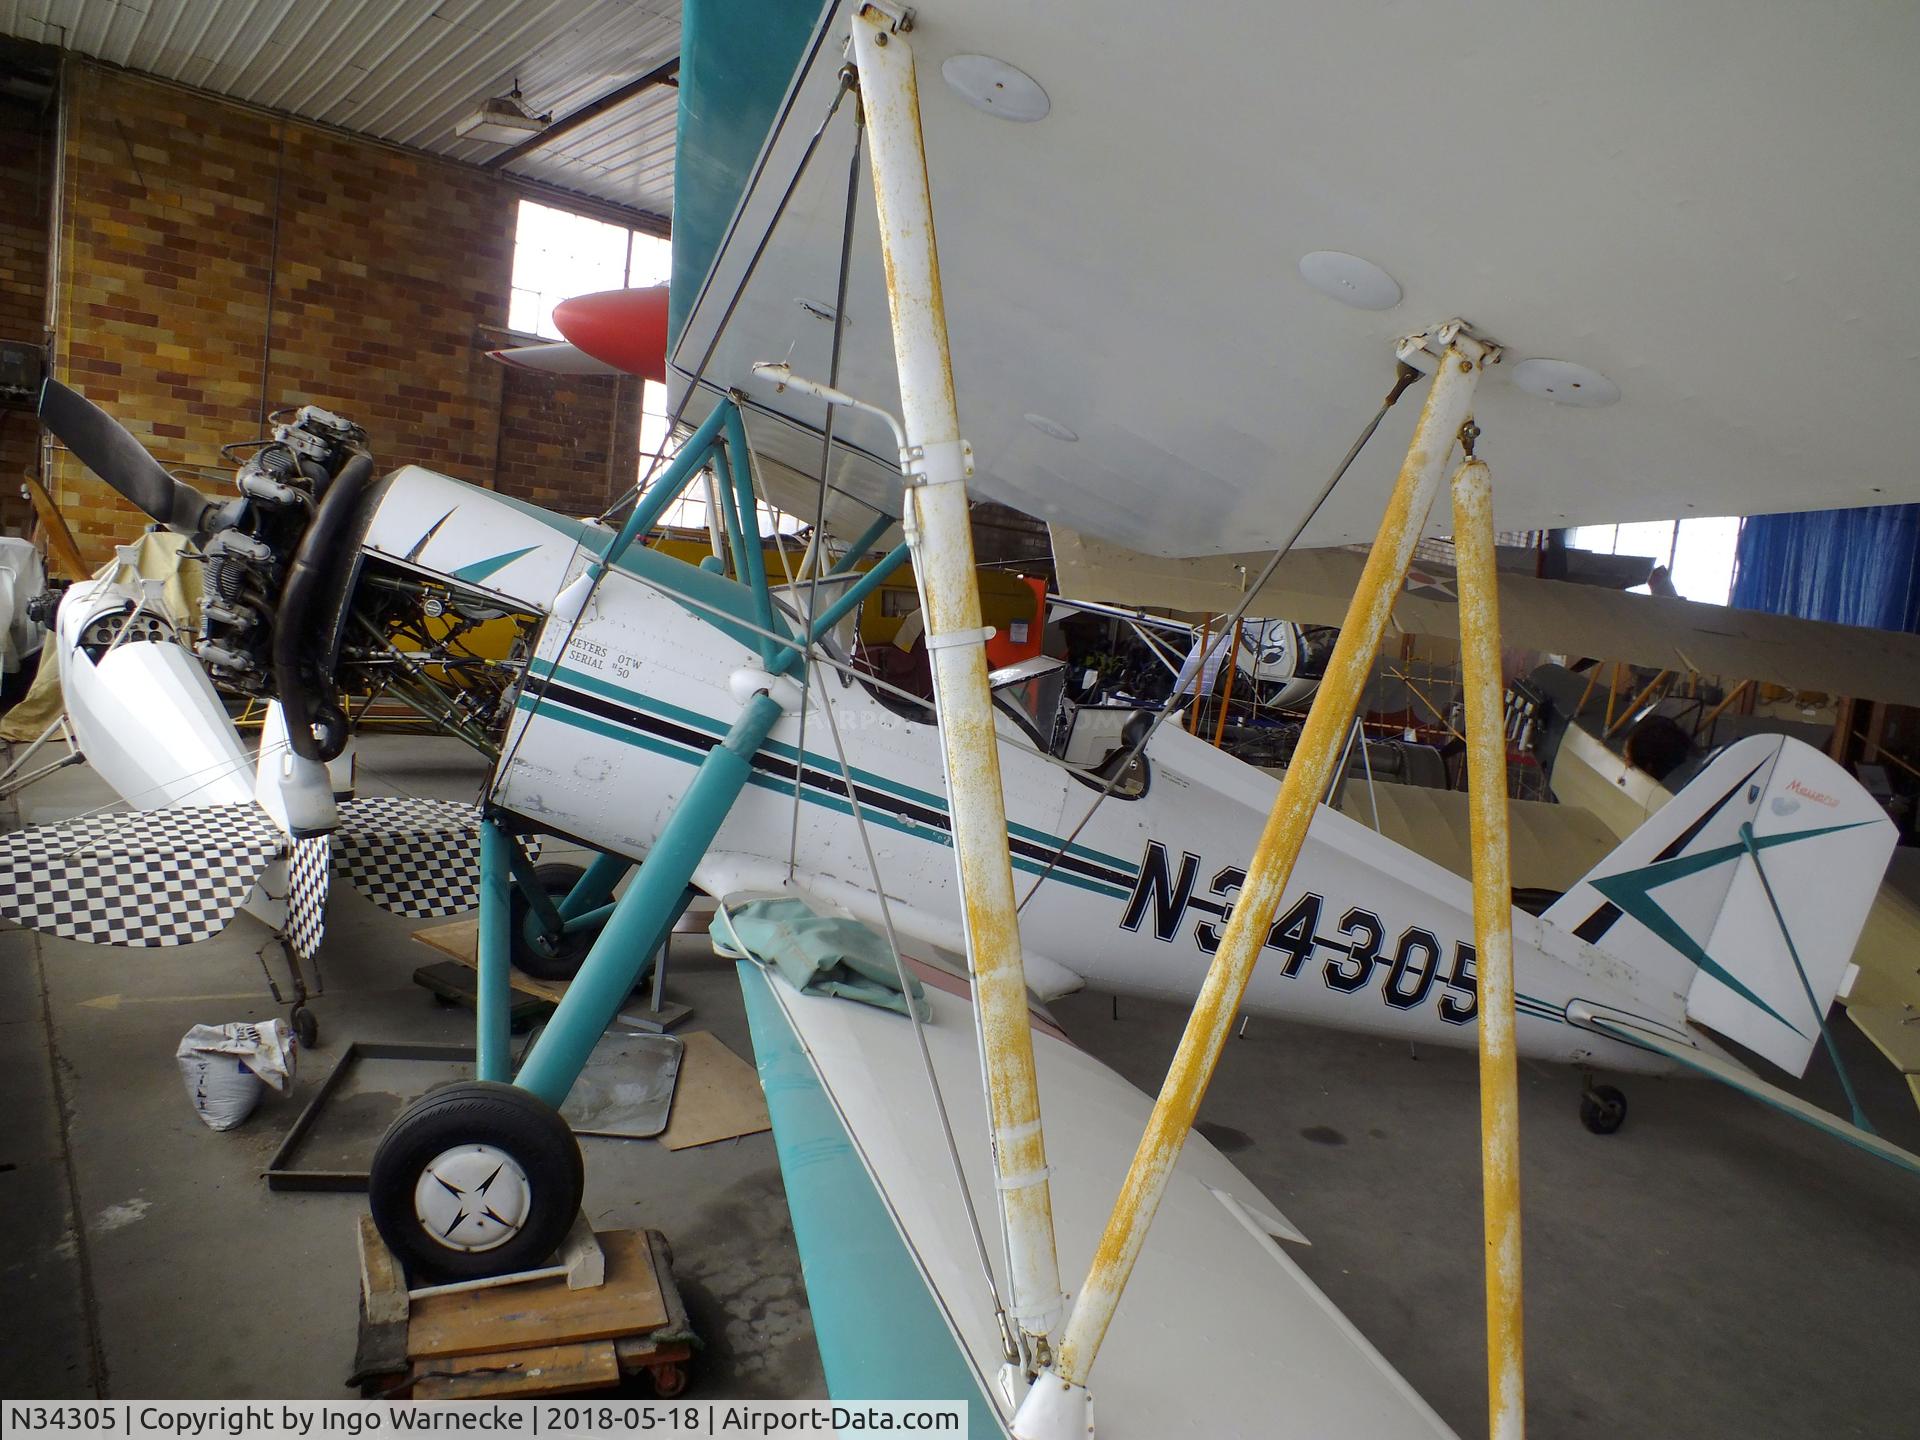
left=6, top=1, right=1920, bottom=1436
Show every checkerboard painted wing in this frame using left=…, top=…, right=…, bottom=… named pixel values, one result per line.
left=0, top=805, right=283, bottom=947
left=330, top=797, right=536, bottom=919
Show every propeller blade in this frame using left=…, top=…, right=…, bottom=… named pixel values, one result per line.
left=550, top=286, right=670, bottom=381
left=39, top=377, right=214, bottom=533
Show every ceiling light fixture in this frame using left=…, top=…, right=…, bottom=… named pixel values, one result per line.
left=455, top=80, right=552, bottom=145
left=942, top=55, right=1050, bottom=122
left=1297, top=251, right=1402, bottom=311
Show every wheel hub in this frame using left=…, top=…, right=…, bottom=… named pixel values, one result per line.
left=413, top=1143, right=533, bottom=1252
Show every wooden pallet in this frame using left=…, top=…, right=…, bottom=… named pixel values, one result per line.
left=351, top=1220, right=696, bottom=1400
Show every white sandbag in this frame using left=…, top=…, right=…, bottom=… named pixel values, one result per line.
left=175, top=1020, right=298, bottom=1131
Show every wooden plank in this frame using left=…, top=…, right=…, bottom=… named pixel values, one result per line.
left=413, top=920, right=574, bottom=1006
left=408, top=1231, right=668, bottom=1360
left=410, top=1341, right=620, bottom=1399
left=357, top=1215, right=409, bottom=1327
left=25, top=479, right=90, bottom=582
left=658, top=1031, right=770, bottom=1151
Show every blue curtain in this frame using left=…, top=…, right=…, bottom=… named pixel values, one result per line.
left=1729, top=505, right=1920, bottom=634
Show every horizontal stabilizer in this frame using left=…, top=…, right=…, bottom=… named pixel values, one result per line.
left=0, top=805, right=281, bottom=947
left=330, top=797, right=539, bottom=919
left=1577, top=1009, right=1920, bottom=1179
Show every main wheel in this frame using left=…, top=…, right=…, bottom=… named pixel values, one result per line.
left=368, top=1081, right=583, bottom=1282
left=511, top=862, right=593, bottom=981
left=1580, top=1083, right=1628, bottom=1135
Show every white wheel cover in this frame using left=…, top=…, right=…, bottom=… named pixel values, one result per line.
left=413, top=1143, right=533, bottom=1252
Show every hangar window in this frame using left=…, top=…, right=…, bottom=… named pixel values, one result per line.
left=1570, top=516, right=1739, bottom=605
left=508, top=198, right=670, bottom=340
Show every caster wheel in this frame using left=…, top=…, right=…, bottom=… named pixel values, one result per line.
left=512, top=862, right=593, bottom=981
left=1580, top=1084, right=1628, bottom=1135
left=368, top=1081, right=583, bottom=1282
left=291, top=1004, right=319, bottom=1049
left=651, top=1364, right=688, bottom=1399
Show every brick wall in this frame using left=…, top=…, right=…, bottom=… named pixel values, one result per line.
left=49, top=64, right=637, bottom=562
left=0, top=93, right=51, bottom=536
left=495, top=367, right=642, bottom=518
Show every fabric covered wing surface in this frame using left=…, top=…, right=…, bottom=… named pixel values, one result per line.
left=742, top=951, right=1457, bottom=1437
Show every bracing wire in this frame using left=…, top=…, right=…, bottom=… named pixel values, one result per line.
left=1015, top=361, right=1423, bottom=912
left=789, top=90, right=866, bottom=881
left=809, top=643, right=1017, bottom=1357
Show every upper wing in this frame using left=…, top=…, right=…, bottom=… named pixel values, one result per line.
left=674, top=1, right=1920, bottom=556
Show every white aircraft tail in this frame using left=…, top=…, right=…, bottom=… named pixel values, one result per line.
left=1543, top=733, right=1896, bottom=1076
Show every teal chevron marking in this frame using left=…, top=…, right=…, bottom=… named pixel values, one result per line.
left=450, top=545, right=539, bottom=584
left=1590, top=822, right=1872, bottom=1035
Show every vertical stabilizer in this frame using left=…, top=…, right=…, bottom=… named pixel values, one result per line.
left=1544, top=734, right=1895, bottom=1074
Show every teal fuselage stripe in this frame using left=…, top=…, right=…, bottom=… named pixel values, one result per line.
left=513, top=692, right=1134, bottom=901
left=736, top=961, right=1004, bottom=1435
left=523, top=658, right=1138, bottom=876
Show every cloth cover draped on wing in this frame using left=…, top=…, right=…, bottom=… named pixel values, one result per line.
left=0, top=796, right=522, bottom=948
left=712, top=898, right=928, bottom=1020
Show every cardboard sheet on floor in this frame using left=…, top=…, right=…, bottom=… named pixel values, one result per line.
left=657, top=1031, right=769, bottom=1150
left=408, top=1231, right=668, bottom=1358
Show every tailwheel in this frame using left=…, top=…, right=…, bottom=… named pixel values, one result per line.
left=368, top=1081, right=583, bottom=1282
left=1580, top=1082, right=1628, bottom=1136
left=290, top=1003, right=319, bottom=1050
left=512, top=862, right=594, bottom=981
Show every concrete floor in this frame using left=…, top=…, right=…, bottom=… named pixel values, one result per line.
left=4, top=736, right=1919, bottom=1437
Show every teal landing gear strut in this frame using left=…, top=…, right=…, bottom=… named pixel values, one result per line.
left=368, top=692, right=784, bottom=1280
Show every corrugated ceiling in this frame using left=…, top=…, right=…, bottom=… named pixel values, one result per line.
left=0, top=0, right=680, bottom=221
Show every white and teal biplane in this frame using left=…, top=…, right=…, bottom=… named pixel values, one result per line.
left=8, top=3, right=1920, bottom=1436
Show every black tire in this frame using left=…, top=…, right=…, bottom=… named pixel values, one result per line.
left=511, top=862, right=593, bottom=981
left=290, top=1004, right=319, bottom=1049
left=1580, top=1083, right=1628, bottom=1135
left=368, top=1081, right=583, bottom=1282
